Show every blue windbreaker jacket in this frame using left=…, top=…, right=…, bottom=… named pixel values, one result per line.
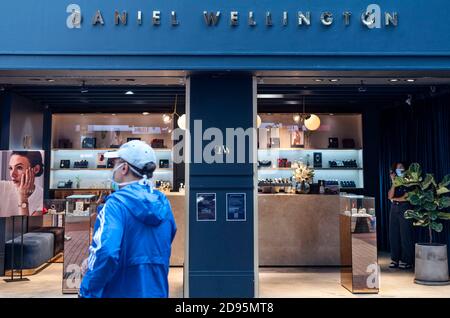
left=79, top=183, right=177, bottom=298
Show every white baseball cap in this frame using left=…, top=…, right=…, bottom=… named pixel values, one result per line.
left=104, top=140, right=157, bottom=170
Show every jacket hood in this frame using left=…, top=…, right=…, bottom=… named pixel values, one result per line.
left=110, top=183, right=170, bottom=226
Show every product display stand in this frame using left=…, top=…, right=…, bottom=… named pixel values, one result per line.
left=4, top=216, right=29, bottom=282
left=339, top=195, right=378, bottom=294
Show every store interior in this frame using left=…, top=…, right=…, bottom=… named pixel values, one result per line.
left=1, top=71, right=450, bottom=297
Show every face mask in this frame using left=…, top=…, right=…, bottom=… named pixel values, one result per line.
left=396, top=168, right=405, bottom=177
left=109, top=162, right=153, bottom=193
left=110, top=163, right=136, bottom=191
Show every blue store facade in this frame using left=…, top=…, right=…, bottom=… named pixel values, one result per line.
left=1, top=0, right=450, bottom=297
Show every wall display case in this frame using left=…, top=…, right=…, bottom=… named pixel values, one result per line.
left=50, top=114, right=180, bottom=197
left=62, top=194, right=97, bottom=294
left=257, top=113, right=364, bottom=190
left=339, top=194, right=379, bottom=294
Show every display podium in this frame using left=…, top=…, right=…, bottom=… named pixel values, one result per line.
left=62, top=194, right=97, bottom=294
left=339, top=194, right=379, bottom=294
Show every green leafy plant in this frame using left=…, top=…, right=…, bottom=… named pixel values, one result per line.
left=394, top=163, right=450, bottom=244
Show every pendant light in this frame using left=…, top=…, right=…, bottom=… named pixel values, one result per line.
left=257, top=115, right=262, bottom=128
left=172, top=94, right=187, bottom=130
left=162, top=113, right=172, bottom=124
left=304, top=114, right=321, bottom=131
left=177, top=114, right=187, bottom=130
left=301, top=96, right=321, bottom=131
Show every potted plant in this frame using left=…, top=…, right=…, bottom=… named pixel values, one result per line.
left=293, top=161, right=314, bottom=194
left=394, top=163, right=450, bottom=285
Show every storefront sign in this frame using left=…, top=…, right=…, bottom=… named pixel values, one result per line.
left=67, top=4, right=398, bottom=29
left=5, top=1, right=449, bottom=65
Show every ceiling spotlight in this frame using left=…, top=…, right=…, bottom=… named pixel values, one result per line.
left=80, top=81, right=89, bottom=94
left=405, top=94, right=412, bottom=106
left=125, top=90, right=135, bottom=95
left=112, top=113, right=116, bottom=116
left=46, top=79, right=55, bottom=83
left=314, top=79, right=324, bottom=83
left=142, top=112, right=150, bottom=116
left=389, top=79, right=399, bottom=83
left=329, top=79, right=340, bottom=83
left=406, top=79, right=416, bottom=83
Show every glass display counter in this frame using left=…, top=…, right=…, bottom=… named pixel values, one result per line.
left=62, top=194, right=97, bottom=294
left=339, top=194, right=379, bottom=294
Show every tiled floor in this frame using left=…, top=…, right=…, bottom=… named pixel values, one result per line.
left=1, top=256, right=449, bottom=298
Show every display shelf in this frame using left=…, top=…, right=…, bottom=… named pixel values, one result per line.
left=50, top=188, right=112, bottom=191
left=314, top=167, right=364, bottom=171
left=52, top=148, right=172, bottom=152
left=258, top=167, right=295, bottom=170
left=51, top=168, right=173, bottom=171
left=258, top=148, right=363, bottom=151
left=51, top=168, right=112, bottom=171
left=258, top=167, right=363, bottom=170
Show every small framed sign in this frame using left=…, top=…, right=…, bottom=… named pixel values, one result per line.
left=226, top=193, right=247, bottom=222
left=196, top=193, right=216, bottom=221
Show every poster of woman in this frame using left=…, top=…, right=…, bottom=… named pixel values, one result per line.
left=291, top=129, right=305, bottom=148
left=0, top=150, right=44, bottom=217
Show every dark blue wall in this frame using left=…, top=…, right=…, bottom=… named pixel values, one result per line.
left=188, top=74, right=255, bottom=297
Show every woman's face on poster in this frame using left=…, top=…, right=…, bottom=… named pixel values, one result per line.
left=8, top=155, right=38, bottom=186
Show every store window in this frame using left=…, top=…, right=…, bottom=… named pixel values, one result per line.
left=257, top=113, right=365, bottom=268
left=50, top=113, right=183, bottom=199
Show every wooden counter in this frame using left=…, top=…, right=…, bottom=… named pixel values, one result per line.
left=166, top=193, right=185, bottom=266
left=258, top=194, right=341, bottom=266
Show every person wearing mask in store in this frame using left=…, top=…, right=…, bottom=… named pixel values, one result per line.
left=79, top=140, right=177, bottom=298
left=0, top=151, right=44, bottom=217
left=388, top=162, right=415, bottom=269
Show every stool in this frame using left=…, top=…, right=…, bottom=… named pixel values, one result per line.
left=5, top=232, right=54, bottom=272
left=32, top=227, right=64, bottom=256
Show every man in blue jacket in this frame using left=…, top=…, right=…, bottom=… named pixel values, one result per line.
left=79, top=140, right=177, bottom=298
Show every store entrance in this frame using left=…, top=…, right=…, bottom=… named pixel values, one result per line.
left=0, top=71, right=187, bottom=297
left=255, top=72, right=450, bottom=297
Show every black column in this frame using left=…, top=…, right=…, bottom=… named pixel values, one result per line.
left=188, top=74, right=256, bottom=297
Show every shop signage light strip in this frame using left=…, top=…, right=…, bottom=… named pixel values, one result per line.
left=66, top=4, right=398, bottom=29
